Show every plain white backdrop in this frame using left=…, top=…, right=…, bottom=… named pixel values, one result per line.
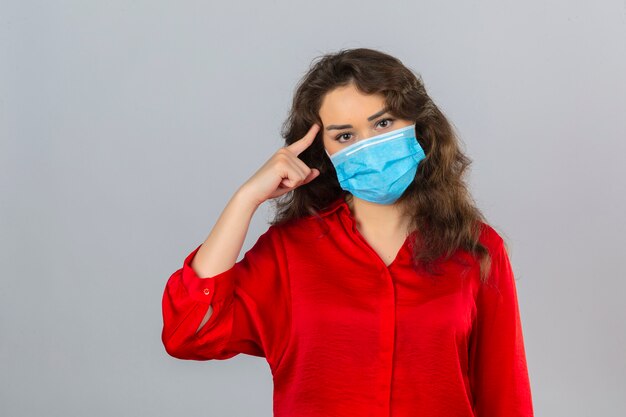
left=1, top=0, right=625, bottom=416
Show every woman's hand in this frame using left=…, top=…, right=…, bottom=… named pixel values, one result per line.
left=238, top=123, right=322, bottom=207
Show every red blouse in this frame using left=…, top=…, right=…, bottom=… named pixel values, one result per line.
left=161, top=196, right=534, bottom=417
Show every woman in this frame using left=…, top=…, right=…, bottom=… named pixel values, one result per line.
left=161, top=48, right=534, bottom=417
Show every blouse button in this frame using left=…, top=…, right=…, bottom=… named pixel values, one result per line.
left=203, top=288, right=210, bottom=295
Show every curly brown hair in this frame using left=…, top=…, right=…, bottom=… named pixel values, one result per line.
left=268, top=47, right=495, bottom=283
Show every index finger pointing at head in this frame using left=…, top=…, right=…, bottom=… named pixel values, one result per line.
left=285, top=124, right=321, bottom=156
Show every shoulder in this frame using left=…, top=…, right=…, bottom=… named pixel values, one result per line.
left=268, top=196, right=347, bottom=230
left=475, top=221, right=518, bottom=290
left=265, top=197, right=347, bottom=247
left=476, top=221, right=512, bottom=265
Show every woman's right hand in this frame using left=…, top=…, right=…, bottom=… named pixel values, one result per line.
left=238, top=123, right=322, bottom=207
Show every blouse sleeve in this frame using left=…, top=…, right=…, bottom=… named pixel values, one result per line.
left=468, top=239, right=534, bottom=417
left=161, top=225, right=290, bottom=368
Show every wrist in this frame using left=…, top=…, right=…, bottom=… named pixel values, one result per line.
left=233, top=184, right=263, bottom=211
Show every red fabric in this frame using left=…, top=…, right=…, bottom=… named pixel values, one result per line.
left=162, top=196, right=534, bottom=417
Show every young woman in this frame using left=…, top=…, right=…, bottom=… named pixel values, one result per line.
left=161, top=48, right=534, bottom=417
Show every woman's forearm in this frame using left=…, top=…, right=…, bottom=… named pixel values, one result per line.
left=191, top=185, right=261, bottom=278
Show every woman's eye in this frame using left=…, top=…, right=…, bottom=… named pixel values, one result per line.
left=335, top=133, right=353, bottom=143
left=376, top=117, right=395, bottom=129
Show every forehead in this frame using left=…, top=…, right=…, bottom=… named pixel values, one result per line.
left=319, top=84, right=386, bottom=122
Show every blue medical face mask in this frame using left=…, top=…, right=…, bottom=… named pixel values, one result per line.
left=325, top=124, right=425, bottom=205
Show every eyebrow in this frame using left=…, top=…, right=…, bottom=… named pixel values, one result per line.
left=325, top=108, right=390, bottom=131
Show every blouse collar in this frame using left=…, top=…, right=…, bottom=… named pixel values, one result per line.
left=317, top=195, right=416, bottom=268
left=318, top=195, right=350, bottom=218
